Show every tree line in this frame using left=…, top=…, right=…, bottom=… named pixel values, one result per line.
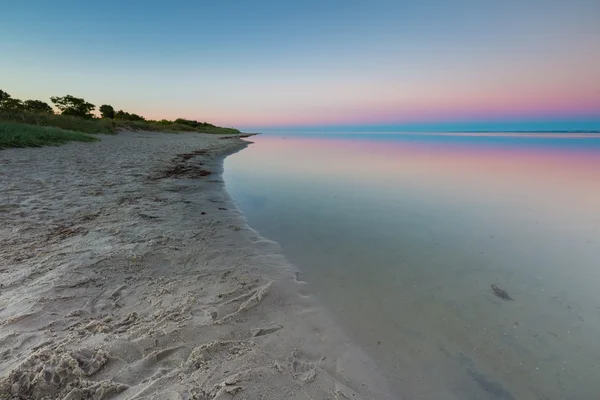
left=0, top=90, right=220, bottom=127
left=0, top=90, right=55, bottom=114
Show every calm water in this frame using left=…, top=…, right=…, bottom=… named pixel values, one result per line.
left=224, top=133, right=600, bottom=400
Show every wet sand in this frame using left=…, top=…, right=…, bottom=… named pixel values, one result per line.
left=0, top=131, right=394, bottom=400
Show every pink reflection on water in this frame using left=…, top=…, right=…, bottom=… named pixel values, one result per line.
left=246, top=134, right=600, bottom=216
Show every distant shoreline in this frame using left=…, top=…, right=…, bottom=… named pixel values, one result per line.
left=454, top=130, right=600, bottom=134
left=254, top=130, right=600, bottom=135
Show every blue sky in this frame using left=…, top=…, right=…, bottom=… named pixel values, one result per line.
left=1, top=0, right=599, bottom=131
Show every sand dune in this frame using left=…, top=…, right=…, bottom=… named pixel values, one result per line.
left=0, top=131, right=394, bottom=399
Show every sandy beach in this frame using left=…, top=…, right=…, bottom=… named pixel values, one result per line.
left=0, top=131, right=394, bottom=400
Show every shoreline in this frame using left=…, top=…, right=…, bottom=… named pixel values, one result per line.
left=0, top=131, right=394, bottom=399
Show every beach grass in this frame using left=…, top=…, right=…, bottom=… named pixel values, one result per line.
left=115, top=120, right=191, bottom=133
left=1, top=90, right=242, bottom=142
left=0, top=109, right=240, bottom=150
left=0, top=121, right=99, bottom=149
left=0, top=111, right=240, bottom=136
left=114, top=119, right=241, bottom=134
left=0, top=110, right=116, bottom=134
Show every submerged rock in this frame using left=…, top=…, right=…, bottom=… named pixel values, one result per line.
left=491, top=284, right=514, bottom=301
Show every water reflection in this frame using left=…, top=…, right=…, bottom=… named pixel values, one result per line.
left=224, top=133, right=600, bottom=399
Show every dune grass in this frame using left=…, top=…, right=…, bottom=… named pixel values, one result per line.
left=115, top=119, right=241, bottom=134
left=0, top=121, right=99, bottom=149
left=0, top=110, right=115, bottom=134
left=0, top=109, right=240, bottom=150
left=115, top=120, right=191, bottom=133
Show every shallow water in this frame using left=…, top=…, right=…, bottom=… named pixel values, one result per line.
left=224, top=132, right=600, bottom=400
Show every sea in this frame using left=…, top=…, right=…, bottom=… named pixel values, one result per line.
left=224, top=132, right=600, bottom=400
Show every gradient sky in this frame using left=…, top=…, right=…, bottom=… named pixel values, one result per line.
left=1, top=0, right=599, bottom=131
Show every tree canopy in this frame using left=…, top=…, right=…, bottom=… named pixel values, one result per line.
left=0, top=90, right=10, bottom=103
left=50, top=95, right=95, bottom=119
left=99, top=104, right=115, bottom=119
left=23, top=100, right=54, bottom=114
left=0, top=90, right=24, bottom=111
left=1, top=98, right=24, bottom=111
left=115, top=110, right=145, bottom=121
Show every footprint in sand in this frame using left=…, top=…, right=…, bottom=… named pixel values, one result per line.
left=289, top=351, right=318, bottom=384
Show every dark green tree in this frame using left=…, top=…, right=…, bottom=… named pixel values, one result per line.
left=99, top=104, right=115, bottom=119
left=115, top=110, right=145, bottom=121
left=174, top=118, right=216, bottom=129
left=50, top=95, right=95, bottom=119
left=0, top=90, right=24, bottom=111
left=23, top=99, right=54, bottom=114
left=0, top=98, right=24, bottom=112
left=0, top=89, right=10, bottom=104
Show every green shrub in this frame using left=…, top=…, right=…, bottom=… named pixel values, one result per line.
left=115, top=120, right=225, bottom=133
left=196, top=125, right=241, bottom=134
left=0, top=121, right=98, bottom=149
left=115, top=110, right=145, bottom=121
left=115, top=120, right=168, bottom=132
left=0, top=110, right=115, bottom=134
left=172, top=118, right=240, bottom=134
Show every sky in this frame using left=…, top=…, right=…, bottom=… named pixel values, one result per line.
left=1, top=0, right=599, bottom=132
